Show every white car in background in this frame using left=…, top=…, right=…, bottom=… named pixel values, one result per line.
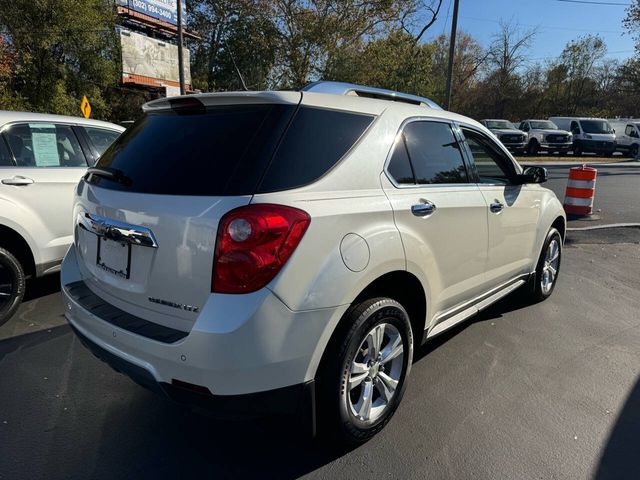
left=519, top=119, right=573, bottom=155
left=549, top=117, right=616, bottom=156
left=0, top=111, right=124, bottom=325
left=479, top=119, right=527, bottom=153
left=612, top=120, right=640, bottom=157
left=61, top=82, right=565, bottom=443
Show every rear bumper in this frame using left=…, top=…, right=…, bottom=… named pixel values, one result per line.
left=61, top=245, right=347, bottom=406
left=70, top=321, right=315, bottom=423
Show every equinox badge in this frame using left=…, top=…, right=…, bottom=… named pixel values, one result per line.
left=148, top=297, right=200, bottom=313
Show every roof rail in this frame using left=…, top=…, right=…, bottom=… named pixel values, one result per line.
left=301, top=81, right=442, bottom=110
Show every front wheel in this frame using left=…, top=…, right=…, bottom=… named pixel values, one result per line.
left=529, top=228, right=562, bottom=302
left=527, top=141, right=539, bottom=155
left=630, top=144, right=639, bottom=158
left=317, top=298, right=413, bottom=444
left=0, top=247, right=26, bottom=326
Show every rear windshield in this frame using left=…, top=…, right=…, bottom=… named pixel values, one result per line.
left=90, top=104, right=374, bottom=196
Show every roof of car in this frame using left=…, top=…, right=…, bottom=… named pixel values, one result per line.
left=143, top=90, right=486, bottom=131
left=0, top=110, right=125, bottom=131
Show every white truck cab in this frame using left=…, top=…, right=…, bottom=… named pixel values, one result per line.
left=519, top=119, right=573, bottom=155
left=549, top=117, right=616, bottom=156
left=479, top=119, right=527, bottom=153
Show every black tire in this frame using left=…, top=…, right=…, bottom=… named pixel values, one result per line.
left=527, top=140, right=539, bottom=156
left=526, top=228, right=562, bottom=303
left=573, top=144, right=583, bottom=156
left=316, top=298, right=413, bottom=444
left=0, top=247, right=25, bottom=327
left=630, top=144, right=638, bottom=158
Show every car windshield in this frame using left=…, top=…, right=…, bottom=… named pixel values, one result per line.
left=580, top=120, right=613, bottom=134
left=530, top=121, right=558, bottom=130
left=485, top=120, right=513, bottom=129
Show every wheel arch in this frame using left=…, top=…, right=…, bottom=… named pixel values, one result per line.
left=318, top=271, right=428, bottom=374
left=0, top=225, right=36, bottom=278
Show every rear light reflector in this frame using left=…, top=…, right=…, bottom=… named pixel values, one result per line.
left=212, top=204, right=311, bottom=294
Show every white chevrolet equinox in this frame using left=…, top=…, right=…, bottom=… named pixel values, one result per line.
left=61, top=82, right=566, bottom=443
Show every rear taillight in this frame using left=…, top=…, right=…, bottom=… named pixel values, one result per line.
left=212, top=204, right=311, bottom=294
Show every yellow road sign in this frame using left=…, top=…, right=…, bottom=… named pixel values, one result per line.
left=80, top=96, right=91, bottom=119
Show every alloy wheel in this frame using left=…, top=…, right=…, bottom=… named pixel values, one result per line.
left=347, top=323, right=404, bottom=424
left=541, top=238, right=560, bottom=294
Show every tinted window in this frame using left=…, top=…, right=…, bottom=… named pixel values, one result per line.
left=403, top=121, right=468, bottom=184
left=0, top=137, right=13, bottom=166
left=83, top=127, right=121, bottom=157
left=3, top=123, right=86, bottom=167
left=462, top=129, right=514, bottom=184
left=257, top=107, right=374, bottom=192
left=386, top=134, right=415, bottom=185
left=92, top=104, right=296, bottom=195
left=580, top=120, right=612, bottom=134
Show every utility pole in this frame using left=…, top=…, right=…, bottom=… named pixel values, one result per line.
left=176, top=0, right=186, bottom=95
left=444, top=0, right=460, bottom=111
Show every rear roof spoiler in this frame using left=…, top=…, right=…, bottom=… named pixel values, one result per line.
left=301, top=81, right=442, bottom=110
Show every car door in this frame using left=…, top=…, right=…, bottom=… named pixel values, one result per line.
left=381, top=119, right=489, bottom=318
left=459, top=126, right=541, bottom=288
left=0, top=122, right=90, bottom=266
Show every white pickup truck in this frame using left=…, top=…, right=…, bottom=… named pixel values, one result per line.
left=519, top=120, right=573, bottom=155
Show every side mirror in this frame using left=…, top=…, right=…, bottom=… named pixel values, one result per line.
left=515, top=166, right=548, bottom=184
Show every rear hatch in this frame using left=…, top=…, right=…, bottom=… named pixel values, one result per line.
left=73, top=93, right=301, bottom=332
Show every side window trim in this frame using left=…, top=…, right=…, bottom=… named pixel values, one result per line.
left=383, top=117, right=474, bottom=189
left=72, top=125, right=96, bottom=166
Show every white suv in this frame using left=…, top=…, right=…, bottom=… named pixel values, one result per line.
left=61, top=82, right=565, bottom=443
left=0, top=111, right=124, bottom=325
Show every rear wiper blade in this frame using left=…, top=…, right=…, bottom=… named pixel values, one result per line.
left=86, top=167, right=132, bottom=187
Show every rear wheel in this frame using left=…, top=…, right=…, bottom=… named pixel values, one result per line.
left=317, top=298, right=413, bottom=444
left=0, top=247, right=25, bottom=327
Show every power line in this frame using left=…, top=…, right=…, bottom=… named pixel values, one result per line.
left=555, top=0, right=631, bottom=5
left=460, top=15, right=625, bottom=34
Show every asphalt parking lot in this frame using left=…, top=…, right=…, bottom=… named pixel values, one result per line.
left=1, top=164, right=638, bottom=480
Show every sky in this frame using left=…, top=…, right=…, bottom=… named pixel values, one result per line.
left=424, top=0, right=636, bottom=64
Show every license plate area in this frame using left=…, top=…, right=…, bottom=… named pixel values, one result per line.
left=97, top=236, right=131, bottom=279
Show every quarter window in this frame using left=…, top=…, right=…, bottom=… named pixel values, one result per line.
left=3, top=123, right=87, bottom=167
left=461, top=129, right=513, bottom=185
left=82, top=127, right=121, bottom=157
left=626, top=125, right=635, bottom=137
left=386, top=134, right=415, bottom=185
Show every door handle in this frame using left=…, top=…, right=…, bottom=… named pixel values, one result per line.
left=411, top=200, right=436, bottom=217
left=1, top=176, right=34, bottom=186
left=490, top=201, right=504, bottom=213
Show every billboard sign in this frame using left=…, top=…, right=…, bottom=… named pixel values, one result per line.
left=120, top=29, right=191, bottom=87
left=117, top=0, right=185, bottom=26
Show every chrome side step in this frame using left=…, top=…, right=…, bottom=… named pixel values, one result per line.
left=426, top=276, right=528, bottom=339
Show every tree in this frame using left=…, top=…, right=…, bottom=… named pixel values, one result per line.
left=483, top=22, right=535, bottom=117
left=0, top=0, right=119, bottom=119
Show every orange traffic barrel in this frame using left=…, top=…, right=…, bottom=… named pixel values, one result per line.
left=564, top=165, right=597, bottom=216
